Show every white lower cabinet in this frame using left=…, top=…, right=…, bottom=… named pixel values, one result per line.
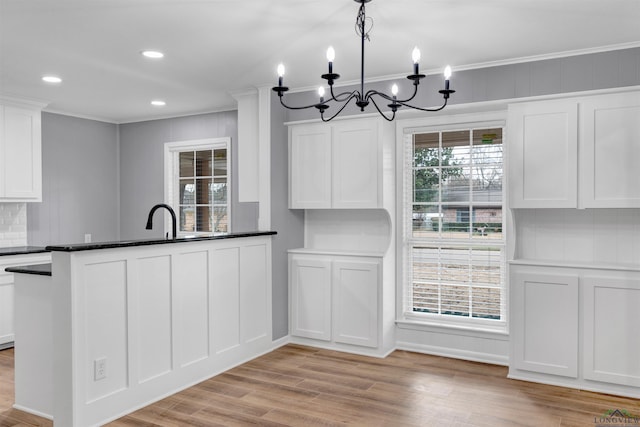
left=0, top=253, right=51, bottom=347
left=510, top=264, right=640, bottom=397
left=290, top=256, right=332, bottom=341
left=511, top=271, right=579, bottom=378
left=289, top=251, right=381, bottom=352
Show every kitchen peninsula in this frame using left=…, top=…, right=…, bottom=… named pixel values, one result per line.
left=9, top=231, right=276, bottom=427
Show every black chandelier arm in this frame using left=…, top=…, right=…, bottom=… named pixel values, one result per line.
left=278, top=95, right=327, bottom=111
left=396, top=96, right=449, bottom=112
left=368, top=97, right=396, bottom=122
left=320, top=92, right=360, bottom=122
left=329, top=86, right=360, bottom=103
left=364, top=84, right=419, bottom=105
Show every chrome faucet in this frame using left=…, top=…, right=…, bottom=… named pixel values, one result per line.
left=145, top=203, right=177, bottom=240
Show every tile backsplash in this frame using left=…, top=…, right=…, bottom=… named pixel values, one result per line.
left=0, top=203, right=27, bottom=247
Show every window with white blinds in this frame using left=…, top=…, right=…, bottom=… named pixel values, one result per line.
left=402, top=124, right=506, bottom=329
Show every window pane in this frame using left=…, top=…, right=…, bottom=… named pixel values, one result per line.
left=214, top=149, right=227, bottom=176
left=179, top=180, right=195, bottom=204
left=212, top=178, right=227, bottom=203
left=196, top=206, right=211, bottom=232
left=441, top=284, right=469, bottom=317
left=414, top=168, right=439, bottom=203
left=470, top=247, right=502, bottom=285
left=196, top=150, right=212, bottom=177
left=413, top=133, right=439, bottom=168
left=442, top=130, right=469, bottom=148
left=179, top=152, right=194, bottom=177
left=180, top=206, right=195, bottom=232
left=472, top=207, right=503, bottom=240
left=440, top=205, right=471, bottom=239
left=412, top=205, right=440, bottom=238
left=472, top=287, right=501, bottom=319
left=441, top=172, right=469, bottom=203
left=213, top=206, right=228, bottom=233
left=196, top=178, right=211, bottom=204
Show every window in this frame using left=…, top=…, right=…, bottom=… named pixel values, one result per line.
left=402, top=123, right=505, bottom=330
left=165, top=138, right=230, bottom=236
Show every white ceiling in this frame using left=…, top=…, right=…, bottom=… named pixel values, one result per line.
left=1, top=0, right=640, bottom=123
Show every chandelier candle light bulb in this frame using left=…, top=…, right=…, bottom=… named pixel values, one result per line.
left=444, top=65, right=452, bottom=91
left=272, top=0, right=455, bottom=121
left=412, top=47, right=420, bottom=75
left=327, top=46, right=335, bottom=73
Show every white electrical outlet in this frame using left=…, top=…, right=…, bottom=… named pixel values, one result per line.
left=94, top=357, right=106, bottom=381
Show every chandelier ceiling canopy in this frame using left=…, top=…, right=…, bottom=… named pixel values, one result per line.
left=272, top=0, right=455, bottom=122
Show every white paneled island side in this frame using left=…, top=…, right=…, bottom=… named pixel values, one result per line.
left=9, top=232, right=277, bottom=427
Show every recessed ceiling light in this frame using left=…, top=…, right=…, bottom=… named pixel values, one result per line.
left=151, top=100, right=166, bottom=106
left=142, top=50, right=164, bottom=59
left=42, top=75, right=62, bottom=84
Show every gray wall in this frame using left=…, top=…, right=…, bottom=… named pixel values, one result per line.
left=270, top=93, right=304, bottom=340
left=119, top=111, right=258, bottom=240
left=28, top=113, right=119, bottom=246
left=282, top=47, right=640, bottom=122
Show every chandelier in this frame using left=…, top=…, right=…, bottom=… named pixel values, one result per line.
left=272, top=0, right=455, bottom=122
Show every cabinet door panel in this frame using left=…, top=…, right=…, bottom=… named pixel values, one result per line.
left=583, top=277, right=640, bottom=386
left=581, top=92, right=640, bottom=207
left=512, top=271, right=578, bottom=377
left=2, top=106, right=42, bottom=200
left=0, top=276, right=14, bottom=345
left=290, top=256, right=332, bottom=341
left=289, top=125, right=331, bottom=208
left=508, top=100, right=577, bottom=208
left=332, top=119, right=380, bottom=208
left=333, top=260, right=379, bottom=348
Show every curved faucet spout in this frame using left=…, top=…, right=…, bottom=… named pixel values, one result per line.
left=146, top=203, right=177, bottom=240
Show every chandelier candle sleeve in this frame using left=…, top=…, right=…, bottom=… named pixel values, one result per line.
left=272, top=0, right=455, bottom=122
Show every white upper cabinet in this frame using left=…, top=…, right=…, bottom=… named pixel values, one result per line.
left=509, top=90, right=640, bottom=209
left=289, top=124, right=332, bottom=208
left=0, top=100, right=44, bottom=202
left=289, top=118, right=381, bottom=209
left=508, top=99, right=578, bottom=208
left=580, top=91, right=640, bottom=208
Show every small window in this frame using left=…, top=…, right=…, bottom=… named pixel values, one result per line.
left=165, top=138, right=230, bottom=236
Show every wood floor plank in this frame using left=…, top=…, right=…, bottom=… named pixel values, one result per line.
left=1, top=345, right=638, bottom=426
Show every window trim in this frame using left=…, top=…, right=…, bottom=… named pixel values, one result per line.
left=395, top=111, right=509, bottom=334
left=164, top=137, right=231, bottom=237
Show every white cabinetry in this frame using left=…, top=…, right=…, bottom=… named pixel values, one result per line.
left=509, top=263, right=640, bottom=398
left=509, top=90, right=640, bottom=209
left=0, top=253, right=51, bottom=348
left=289, top=251, right=382, bottom=352
left=290, top=256, right=332, bottom=341
left=0, top=99, right=44, bottom=202
left=580, top=92, right=640, bottom=207
left=508, top=99, right=578, bottom=208
left=289, top=118, right=381, bottom=209
left=511, top=270, right=579, bottom=378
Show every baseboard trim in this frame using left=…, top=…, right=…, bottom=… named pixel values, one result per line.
left=396, top=340, right=509, bottom=366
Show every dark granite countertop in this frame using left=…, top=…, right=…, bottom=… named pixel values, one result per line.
left=5, top=263, right=52, bottom=276
left=0, top=246, right=49, bottom=257
left=46, top=231, right=277, bottom=252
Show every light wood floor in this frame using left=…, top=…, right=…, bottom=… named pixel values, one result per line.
left=1, top=344, right=638, bottom=426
